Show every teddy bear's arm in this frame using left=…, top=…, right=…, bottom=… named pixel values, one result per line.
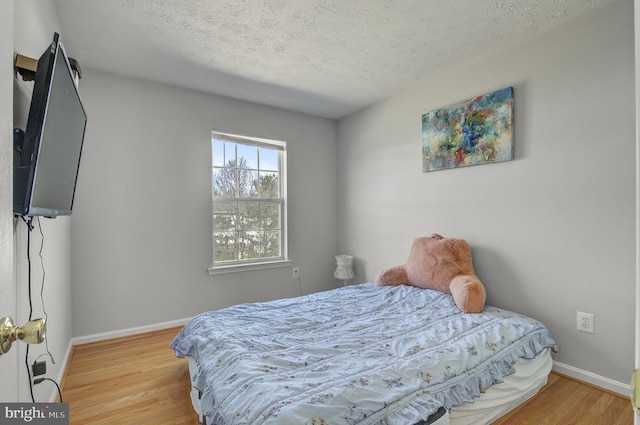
left=450, top=274, right=486, bottom=313
left=375, top=265, right=408, bottom=287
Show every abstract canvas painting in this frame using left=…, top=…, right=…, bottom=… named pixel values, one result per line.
left=422, top=87, right=513, bottom=172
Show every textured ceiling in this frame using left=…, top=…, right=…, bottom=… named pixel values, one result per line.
left=53, top=0, right=615, bottom=119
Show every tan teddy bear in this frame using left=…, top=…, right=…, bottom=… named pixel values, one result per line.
left=375, top=233, right=486, bottom=313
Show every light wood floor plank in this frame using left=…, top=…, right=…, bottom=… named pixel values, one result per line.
left=64, top=327, right=199, bottom=425
left=62, top=327, right=634, bottom=425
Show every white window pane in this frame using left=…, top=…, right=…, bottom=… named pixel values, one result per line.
left=260, top=203, right=280, bottom=229
left=215, top=232, right=237, bottom=261
left=224, top=141, right=237, bottom=166
left=259, top=171, right=279, bottom=198
left=214, top=202, right=236, bottom=231
left=212, top=139, right=225, bottom=167
left=262, top=230, right=281, bottom=258
left=213, top=168, right=237, bottom=197
left=238, top=144, right=258, bottom=169
left=259, top=147, right=279, bottom=171
left=239, top=230, right=260, bottom=260
left=238, top=201, right=260, bottom=230
left=238, top=170, right=259, bottom=198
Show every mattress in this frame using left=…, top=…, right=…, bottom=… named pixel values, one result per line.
left=187, top=349, right=552, bottom=425
left=171, top=283, right=556, bottom=425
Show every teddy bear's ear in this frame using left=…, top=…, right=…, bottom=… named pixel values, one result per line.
left=431, top=233, right=444, bottom=240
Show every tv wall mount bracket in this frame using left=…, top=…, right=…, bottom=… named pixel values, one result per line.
left=14, top=53, right=82, bottom=82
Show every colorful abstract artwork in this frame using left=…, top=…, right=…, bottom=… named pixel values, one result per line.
left=422, top=87, right=513, bottom=172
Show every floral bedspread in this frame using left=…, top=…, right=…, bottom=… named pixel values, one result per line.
left=170, top=283, right=555, bottom=425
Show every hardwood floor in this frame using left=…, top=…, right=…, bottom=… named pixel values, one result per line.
left=492, top=373, right=633, bottom=425
left=62, top=327, right=634, bottom=425
left=62, top=327, right=199, bottom=425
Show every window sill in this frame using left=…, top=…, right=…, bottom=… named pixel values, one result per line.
left=208, top=260, right=293, bottom=275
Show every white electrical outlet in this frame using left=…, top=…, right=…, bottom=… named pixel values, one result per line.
left=577, top=311, right=595, bottom=334
left=292, top=267, right=300, bottom=279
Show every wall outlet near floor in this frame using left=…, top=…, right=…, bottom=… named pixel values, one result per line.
left=577, top=311, right=595, bottom=334
left=292, top=267, right=300, bottom=279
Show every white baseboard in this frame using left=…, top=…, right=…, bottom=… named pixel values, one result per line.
left=71, top=317, right=192, bottom=346
left=553, top=361, right=630, bottom=397
left=50, top=339, right=75, bottom=403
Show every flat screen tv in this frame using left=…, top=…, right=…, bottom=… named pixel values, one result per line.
left=14, top=32, right=87, bottom=217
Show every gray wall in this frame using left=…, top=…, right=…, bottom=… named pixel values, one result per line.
left=337, top=0, right=635, bottom=384
left=71, top=70, right=339, bottom=336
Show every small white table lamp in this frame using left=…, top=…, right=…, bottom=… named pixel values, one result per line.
left=334, top=255, right=355, bottom=286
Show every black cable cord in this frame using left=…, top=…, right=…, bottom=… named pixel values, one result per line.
left=36, top=217, right=55, bottom=365
left=25, top=345, right=34, bottom=402
left=24, top=217, right=33, bottom=321
left=33, top=378, right=63, bottom=402
left=24, top=217, right=35, bottom=402
left=33, top=353, right=50, bottom=363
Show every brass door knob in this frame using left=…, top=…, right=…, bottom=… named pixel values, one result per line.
left=0, top=317, right=46, bottom=355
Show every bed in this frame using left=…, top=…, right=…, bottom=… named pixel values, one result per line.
left=170, top=283, right=556, bottom=425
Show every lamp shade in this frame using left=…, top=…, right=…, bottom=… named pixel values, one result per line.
left=334, top=255, right=355, bottom=284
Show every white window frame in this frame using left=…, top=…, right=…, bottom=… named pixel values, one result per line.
left=208, top=131, right=290, bottom=275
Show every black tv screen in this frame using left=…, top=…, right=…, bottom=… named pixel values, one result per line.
left=14, top=32, right=87, bottom=217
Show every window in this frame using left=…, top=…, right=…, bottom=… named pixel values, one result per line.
left=209, top=131, right=288, bottom=273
